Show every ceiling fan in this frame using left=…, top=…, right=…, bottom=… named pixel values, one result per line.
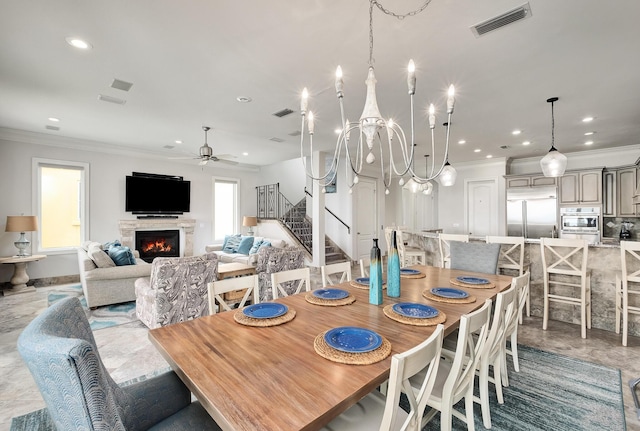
left=171, top=126, right=238, bottom=166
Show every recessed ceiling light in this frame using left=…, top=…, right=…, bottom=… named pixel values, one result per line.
left=584, top=131, right=595, bottom=136
left=486, top=155, right=493, bottom=158
left=242, top=152, right=249, bottom=156
left=582, top=116, right=594, bottom=123
left=65, top=37, right=92, bottom=50
left=512, top=130, right=522, bottom=135
left=175, top=140, right=183, bottom=144
left=474, top=149, right=481, bottom=153
left=236, top=96, right=252, bottom=103
left=585, top=140, right=594, bottom=146
left=458, top=139, right=466, bottom=144
left=48, top=117, right=60, bottom=122
left=522, top=141, right=531, bottom=146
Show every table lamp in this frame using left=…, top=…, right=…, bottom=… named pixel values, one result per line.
left=242, top=216, right=258, bottom=236
left=5, top=215, right=38, bottom=257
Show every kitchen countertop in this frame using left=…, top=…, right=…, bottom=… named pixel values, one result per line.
left=415, top=231, right=625, bottom=248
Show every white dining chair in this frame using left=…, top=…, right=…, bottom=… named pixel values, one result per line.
left=271, top=267, right=312, bottom=300
left=486, top=236, right=530, bottom=322
left=615, top=241, right=640, bottom=346
left=321, top=261, right=352, bottom=287
left=410, top=299, right=492, bottom=431
left=541, top=238, right=591, bottom=338
left=320, top=324, right=444, bottom=431
left=359, top=256, right=370, bottom=278
left=474, top=284, right=518, bottom=429
left=208, top=275, right=259, bottom=315
left=502, top=272, right=531, bottom=382
left=438, top=233, right=469, bottom=268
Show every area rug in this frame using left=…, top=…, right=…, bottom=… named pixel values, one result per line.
left=47, top=284, right=138, bottom=330
left=415, top=344, right=626, bottom=431
left=10, top=345, right=625, bottom=431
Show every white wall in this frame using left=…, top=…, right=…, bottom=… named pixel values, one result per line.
left=258, top=157, right=308, bottom=204
left=437, top=158, right=508, bottom=235
left=0, top=130, right=260, bottom=282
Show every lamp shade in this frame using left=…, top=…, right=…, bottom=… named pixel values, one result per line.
left=5, top=216, right=38, bottom=232
left=438, top=162, right=457, bottom=187
left=540, top=148, right=567, bottom=178
left=242, top=216, right=258, bottom=227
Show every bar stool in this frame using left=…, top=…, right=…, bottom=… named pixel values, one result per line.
left=615, top=240, right=640, bottom=346
left=437, top=233, right=469, bottom=268
left=384, top=227, right=426, bottom=267
left=486, top=235, right=530, bottom=322
left=540, top=238, right=591, bottom=338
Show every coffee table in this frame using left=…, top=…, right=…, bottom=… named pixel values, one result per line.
left=217, top=262, right=256, bottom=302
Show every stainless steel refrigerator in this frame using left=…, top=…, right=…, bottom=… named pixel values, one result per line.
left=507, top=186, right=558, bottom=238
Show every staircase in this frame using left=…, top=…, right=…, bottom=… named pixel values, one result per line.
left=256, top=183, right=349, bottom=263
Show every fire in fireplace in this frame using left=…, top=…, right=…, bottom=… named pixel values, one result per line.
left=135, top=230, right=180, bottom=263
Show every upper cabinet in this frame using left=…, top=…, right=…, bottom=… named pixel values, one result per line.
left=505, top=175, right=557, bottom=188
left=617, top=167, right=639, bottom=216
left=559, top=169, right=602, bottom=205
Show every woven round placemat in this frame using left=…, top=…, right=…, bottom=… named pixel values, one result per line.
left=314, top=331, right=391, bottom=365
left=234, top=308, right=296, bottom=327
left=401, top=272, right=426, bottom=279
left=349, top=281, right=386, bottom=290
left=449, top=278, right=495, bottom=289
left=422, top=289, right=477, bottom=304
left=305, top=293, right=356, bottom=307
left=383, top=305, right=446, bottom=326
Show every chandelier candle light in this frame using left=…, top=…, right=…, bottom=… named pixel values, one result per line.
left=300, top=0, right=457, bottom=195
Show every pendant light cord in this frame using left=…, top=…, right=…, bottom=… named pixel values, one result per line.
left=550, top=100, right=555, bottom=150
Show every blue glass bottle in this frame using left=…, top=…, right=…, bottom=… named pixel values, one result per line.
left=387, top=230, right=401, bottom=297
left=369, top=238, right=383, bottom=305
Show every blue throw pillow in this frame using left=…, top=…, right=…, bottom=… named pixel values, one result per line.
left=236, top=236, right=254, bottom=255
left=103, top=240, right=121, bottom=250
left=259, top=241, right=272, bottom=249
left=222, top=234, right=242, bottom=253
left=249, top=239, right=264, bottom=254
left=108, top=245, right=136, bottom=266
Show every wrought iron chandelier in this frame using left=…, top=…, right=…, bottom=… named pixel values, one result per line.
left=299, top=0, right=457, bottom=194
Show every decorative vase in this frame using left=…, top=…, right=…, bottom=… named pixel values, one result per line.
left=369, top=238, right=383, bottom=305
left=387, top=230, right=401, bottom=297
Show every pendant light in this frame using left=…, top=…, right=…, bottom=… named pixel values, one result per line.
left=540, top=97, right=567, bottom=177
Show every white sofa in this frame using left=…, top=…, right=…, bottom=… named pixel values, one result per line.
left=77, top=242, right=151, bottom=308
left=205, top=237, right=288, bottom=266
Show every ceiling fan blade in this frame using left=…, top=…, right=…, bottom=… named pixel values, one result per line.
left=215, top=158, right=239, bottom=165
left=213, top=153, right=237, bottom=159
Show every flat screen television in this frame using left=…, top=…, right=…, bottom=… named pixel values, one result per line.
left=125, top=173, right=190, bottom=214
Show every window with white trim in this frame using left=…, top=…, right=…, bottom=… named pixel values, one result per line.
left=213, top=178, right=238, bottom=240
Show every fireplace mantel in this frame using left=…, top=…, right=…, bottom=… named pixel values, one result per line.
left=119, top=219, right=196, bottom=257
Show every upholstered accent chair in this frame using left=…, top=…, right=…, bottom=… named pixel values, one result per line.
left=255, top=246, right=306, bottom=302
left=17, top=297, right=221, bottom=430
left=449, top=241, right=501, bottom=275
left=135, top=253, right=218, bottom=329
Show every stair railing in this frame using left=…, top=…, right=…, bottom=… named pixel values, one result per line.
left=304, top=188, right=351, bottom=234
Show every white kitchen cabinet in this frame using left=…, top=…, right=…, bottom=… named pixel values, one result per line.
left=559, top=169, right=602, bottom=205
left=617, top=167, right=638, bottom=216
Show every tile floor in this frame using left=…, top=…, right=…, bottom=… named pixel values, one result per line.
left=1, top=279, right=639, bottom=431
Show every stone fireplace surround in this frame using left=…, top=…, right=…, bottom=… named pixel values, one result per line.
left=119, top=219, right=196, bottom=257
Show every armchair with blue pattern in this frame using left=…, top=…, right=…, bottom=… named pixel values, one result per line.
left=17, top=297, right=221, bottom=431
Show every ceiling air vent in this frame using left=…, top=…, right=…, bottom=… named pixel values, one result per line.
left=471, top=2, right=532, bottom=37
left=269, top=137, right=285, bottom=143
left=45, top=125, right=60, bottom=131
left=288, top=130, right=302, bottom=137
left=273, top=108, right=294, bottom=118
left=98, top=94, right=126, bottom=105
left=111, top=79, right=133, bottom=92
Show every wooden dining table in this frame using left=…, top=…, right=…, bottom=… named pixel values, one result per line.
left=148, top=265, right=512, bottom=431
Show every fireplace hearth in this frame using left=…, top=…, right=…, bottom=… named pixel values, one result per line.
left=136, top=230, right=180, bottom=263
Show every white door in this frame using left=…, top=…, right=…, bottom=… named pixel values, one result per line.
left=356, top=177, right=377, bottom=259
left=467, top=179, right=498, bottom=236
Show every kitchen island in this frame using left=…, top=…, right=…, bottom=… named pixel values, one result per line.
left=407, top=232, right=638, bottom=338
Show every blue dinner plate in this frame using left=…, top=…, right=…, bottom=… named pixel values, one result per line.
left=324, top=327, right=383, bottom=353
left=456, top=276, right=490, bottom=285
left=355, top=277, right=370, bottom=285
left=400, top=268, right=421, bottom=275
left=313, top=288, right=349, bottom=300
left=243, top=303, right=288, bottom=319
left=392, top=303, right=439, bottom=319
left=430, top=287, right=469, bottom=299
